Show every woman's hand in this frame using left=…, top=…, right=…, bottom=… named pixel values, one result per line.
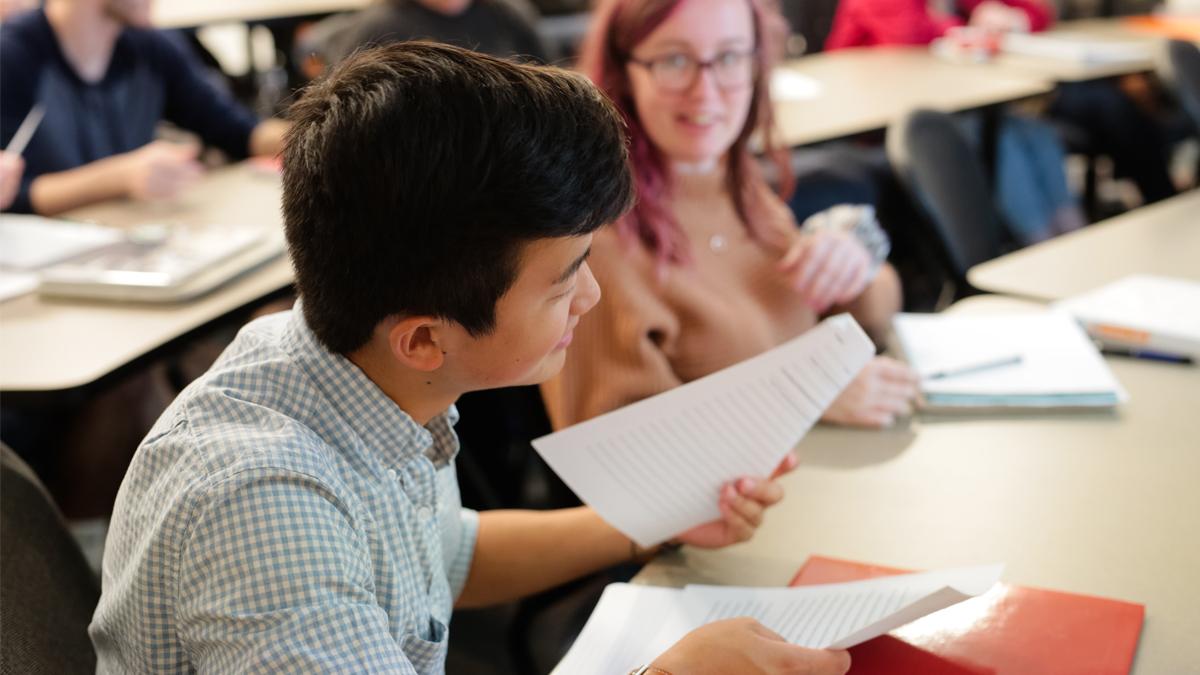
left=823, top=356, right=920, bottom=428
left=779, top=230, right=873, bottom=314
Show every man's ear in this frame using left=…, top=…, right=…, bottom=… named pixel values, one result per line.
left=385, top=316, right=447, bottom=372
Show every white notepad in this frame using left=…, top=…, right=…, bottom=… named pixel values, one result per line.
left=1001, top=33, right=1152, bottom=64
left=0, top=214, right=123, bottom=270
left=533, top=314, right=875, bottom=547
left=893, top=312, right=1127, bottom=410
left=553, top=564, right=1003, bottom=675
left=1055, top=275, right=1200, bottom=359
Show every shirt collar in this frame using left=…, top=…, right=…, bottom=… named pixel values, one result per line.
left=282, top=302, right=460, bottom=470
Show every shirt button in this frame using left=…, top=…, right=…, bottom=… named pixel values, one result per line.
left=417, top=506, right=433, bottom=521
left=387, top=469, right=397, bottom=479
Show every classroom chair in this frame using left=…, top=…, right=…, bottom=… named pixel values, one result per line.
left=452, top=387, right=603, bottom=675
left=1167, top=40, right=1200, bottom=138
left=0, top=444, right=99, bottom=674
left=886, top=109, right=1016, bottom=303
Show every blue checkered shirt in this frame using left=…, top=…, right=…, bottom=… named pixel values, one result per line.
left=90, top=307, right=479, bottom=673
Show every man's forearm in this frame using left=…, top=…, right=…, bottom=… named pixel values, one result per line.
left=456, top=506, right=634, bottom=608
left=28, top=155, right=130, bottom=215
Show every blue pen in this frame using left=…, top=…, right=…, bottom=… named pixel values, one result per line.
left=1100, top=346, right=1194, bottom=365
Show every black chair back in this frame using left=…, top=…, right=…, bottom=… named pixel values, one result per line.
left=1168, top=40, right=1200, bottom=134
left=887, top=109, right=1012, bottom=292
left=1, top=445, right=100, bottom=675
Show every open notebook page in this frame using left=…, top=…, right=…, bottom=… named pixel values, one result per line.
left=893, top=312, right=1125, bottom=401
left=533, top=314, right=875, bottom=547
left=553, top=565, right=1003, bottom=674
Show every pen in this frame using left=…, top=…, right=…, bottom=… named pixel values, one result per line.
left=924, top=354, right=1024, bottom=380
left=4, top=104, right=45, bottom=156
left=1100, top=347, right=1194, bottom=365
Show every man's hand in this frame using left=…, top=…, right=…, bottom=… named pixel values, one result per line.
left=779, top=230, right=873, bottom=314
left=822, top=356, right=919, bottom=428
left=674, top=451, right=798, bottom=549
left=119, top=140, right=204, bottom=201
left=649, top=617, right=851, bottom=675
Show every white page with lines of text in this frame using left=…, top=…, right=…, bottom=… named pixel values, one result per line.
left=552, top=564, right=1003, bottom=675
left=532, top=314, right=874, bottom=547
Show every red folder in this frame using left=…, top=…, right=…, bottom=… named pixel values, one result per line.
left=790, top=556, right=1145, bottom=675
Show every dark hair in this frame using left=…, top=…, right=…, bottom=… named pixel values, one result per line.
left=283, top=42, right=634, bottom=354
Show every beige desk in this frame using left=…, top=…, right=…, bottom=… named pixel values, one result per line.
left=967, top=189, right=1200, bottom=300
left=634, top=295, right=1200, bottom=674
left=153, top=0, right=367, bottom=29
left=0, top=165, right=293, bottom=393
left=773, top=47, right=1052, bottom=147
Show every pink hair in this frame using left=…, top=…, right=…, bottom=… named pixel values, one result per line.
left=577, top=0, right=795, bottom=265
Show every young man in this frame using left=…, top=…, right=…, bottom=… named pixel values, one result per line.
left=88, top=43, right=850, bottom=674
left=0, top=0, right=289, bottom=215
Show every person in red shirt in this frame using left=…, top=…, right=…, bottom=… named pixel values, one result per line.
left=825, top=0, right=1049, bottom=49
left=824, top=0, right=1177, bottom=206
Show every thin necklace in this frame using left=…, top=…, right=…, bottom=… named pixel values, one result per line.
left=708, top=233, right=728, bottom=253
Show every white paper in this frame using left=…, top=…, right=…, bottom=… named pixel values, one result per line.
left=684, top=564, right=1003, bottom=649
left=771, top=69, right=823, bottom=101
left=533, top=315, right=875, bottom=547
left=550, top=584, right=692, bottom=675
left=1055, top=275, right=1200, bottom=358
left=554, top=565, right=1003, bottom=674
left=1001, top=33, right=1152, bottom=64
left=0, top=214, right=123, bottom=270
left=893, top=312, right=1126, bottom=407
left=0, top=270, right=37, bottom=302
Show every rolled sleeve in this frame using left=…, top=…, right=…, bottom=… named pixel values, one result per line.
left=448, top=508, right=479, bottom=600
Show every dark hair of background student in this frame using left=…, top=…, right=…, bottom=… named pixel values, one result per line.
left=283, top=41, right=635, bottom=354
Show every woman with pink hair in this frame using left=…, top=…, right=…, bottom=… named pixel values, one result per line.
left=542, top=0, right=919, bottom=431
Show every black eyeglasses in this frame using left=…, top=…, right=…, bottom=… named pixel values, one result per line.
left=627, top=49, right=757, bottom=92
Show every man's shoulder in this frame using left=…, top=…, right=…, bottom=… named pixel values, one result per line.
left=149, top=313, right=344, bottom=482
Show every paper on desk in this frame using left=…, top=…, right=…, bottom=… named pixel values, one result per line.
left=533, top=314, right=875, bottom=547
left=553, top=565, right=1003, bottom=674
left=685, top=563, right=1003, bottom=649
left=1001, top=33, right=1152, bottom=64
left=0, top=214, right=122, bottom=270
left=770, top=69, right=823, bottom=101
left=893, top=311, right=1127, bottom=408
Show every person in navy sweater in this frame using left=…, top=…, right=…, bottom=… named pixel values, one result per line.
left=0, top=0, right=289, bottom=215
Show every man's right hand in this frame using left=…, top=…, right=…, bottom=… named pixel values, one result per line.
left=648, top=617, right=851, bottom=674
left=120, top=140, right=204, bottom=201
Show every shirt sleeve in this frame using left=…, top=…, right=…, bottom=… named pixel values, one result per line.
left=448, top=508, right=478, bottom=600
left=152, top=31, right=260, bottom=160
left=540, top=229, right=684, bottom=429
left=176, top=468, right=422, bottom=673
left=836, top=0, right=962, bottom=47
